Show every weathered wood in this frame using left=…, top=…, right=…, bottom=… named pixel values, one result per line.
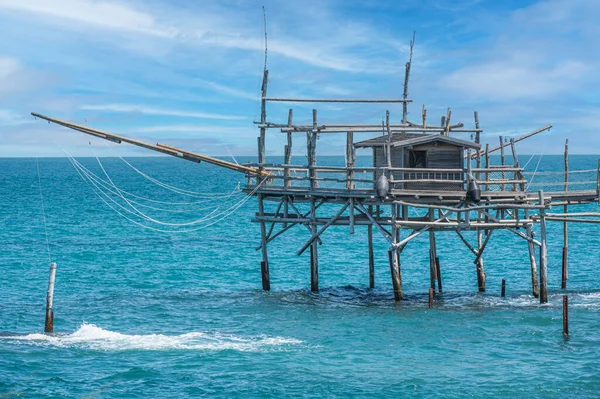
left=562, top=139, right=569, bottom=289
left=539, top=190, right=549, bottom=303
left=32, top=113, right=269, bottom=176
left=368, top=209, right=375, bottom=289
left=346, top=131, right=355, bottom=189
left=470, top=125, right=552, bottom=159
left=257, top=194, right=270, bottom=291
left=310, top=198, right=319, bottom=292
left=435, top=257, right=442, bottom=293
left=499, top=136, right=505, bottom=191
left=509, top=138, right=523, bottom=191
left=422, top=105, right=427, bottom=134
left=501, top=279, right=506, bottom=297
left=444, top=108, right=451, bottom=136
left=525, top=210, right=539, bottom=297
left=264, top=97, right=412, bottom=103
left=428, top=287, right=434, bottom=308
left=297, top=200, right=350, bottom=255
left=563, top=295, right=569, bottom=336
left=428, top=209, right=437, bottom=291
left=45, top=262, right=57, bottom=333
left=485, top=144, right=490, bottom=191
left=284, top=109, right=293, bottom=188
left=390, top=204, right=403, bottom=301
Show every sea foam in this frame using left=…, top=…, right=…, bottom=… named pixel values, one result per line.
left=2, top=323, right=302, bottom=352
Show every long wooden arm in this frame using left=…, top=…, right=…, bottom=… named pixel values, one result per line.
left=31, top=112, right=269, bottom=176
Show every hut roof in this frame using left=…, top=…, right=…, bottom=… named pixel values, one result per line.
left=354, top=133, right=480, bottom=149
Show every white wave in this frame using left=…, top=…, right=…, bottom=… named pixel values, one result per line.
left=2, top=323, right=302, bottom=352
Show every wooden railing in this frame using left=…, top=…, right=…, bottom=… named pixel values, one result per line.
left=245, top=164, right=527, bottom=193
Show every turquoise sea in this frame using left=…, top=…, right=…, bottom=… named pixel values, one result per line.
left=1, top=155, right=600, bottom=398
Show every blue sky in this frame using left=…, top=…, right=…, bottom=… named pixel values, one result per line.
left=0, top=0, right=598, bottom=157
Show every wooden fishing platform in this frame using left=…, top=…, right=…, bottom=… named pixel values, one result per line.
left=32, top=37, right=600, bottom=304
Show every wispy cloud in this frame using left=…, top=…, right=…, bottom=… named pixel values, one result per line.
left=80, top=104, right=246, bottom=120
left=0, top=0, right=170, bottom=37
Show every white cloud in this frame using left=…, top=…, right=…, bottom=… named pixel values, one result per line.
left=0, top=57, right=20, bottom=79
left=80, top=104, right=246, bottom=120
left=442, top=59, right=589, bottom=100
left=0, top=0, right=405, bottom=74
left=0, top=0, right=170, bottom=37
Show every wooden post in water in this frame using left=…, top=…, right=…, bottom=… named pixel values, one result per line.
left=501, top=279, right=506, bottom=297
left=562, top=139, right=569, bottom=289
left=368, top=206, right=375, bottom=288
left=389, top=205, right=403, bottom=302
left=435, top=257, right=442, bottom=293
left=44, top=262, right=57, bottom=333
left=428, top=287, right=434, bottom=308
left=428, top=209, right=437, bottom=292
left=538, top=190, right=549, bottom=304
left=563, top=295, right=569, bottom=336
left=257, top=195, right=270, bottom=291
left=525, top=210, right=539, bottom=298
left=310, top=198, right=319, bottom=292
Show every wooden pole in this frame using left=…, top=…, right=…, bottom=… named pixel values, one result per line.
left=501, top=279, right=506, bottom=297
left=525, top=210, right=539, bottom=298
left=499, top=136, right=505, bottom=191
left=428, top=287, right=434, bottom=308
left=428, top=209, right=437, bottom=291
left=310, top=198, right=319, bottom=292
left=390, top=204, right=403, bottom=301
left=284, top=109, right=293, bottom=188
left=485, top=144, right=490, bottom=192
left=257, top=195, right=270, bottom=291
left=346, top=131, right=355, bottom=189
left=368, top=205, right=375, bottom=289
left=562, top=139, right=569, bottom=289
left=44, top=262, right=56, bottom=333
left=435, top=257, right=442, bottom=293
left=422, top=105, right=427, bottom=135
left=310, top=109, right=319, bottom=189
left=539, top=190, right=548, bottom=304
left=563, top=295, right=569, bottom=336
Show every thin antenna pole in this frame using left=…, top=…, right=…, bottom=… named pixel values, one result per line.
left=402, top=32, right=415, bottom=124
left=262, top=6, right=268, bottom=72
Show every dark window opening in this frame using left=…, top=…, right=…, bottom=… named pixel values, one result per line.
left=408, top=150, right=427, bottom=168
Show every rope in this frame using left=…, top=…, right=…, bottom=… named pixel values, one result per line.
left=36, top=158, right=52, bottom=263
left=69, top=155, right=267, bottom=233
left=71, top=159, right=239, bottom=213
left=98, top=141, right=242, bottom=199
left=66, top=150, right=264, bottom=228
left=76, top=154, right=244, bottom=226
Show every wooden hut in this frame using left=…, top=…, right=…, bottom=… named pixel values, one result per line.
left=354, top=133, right=480, bottom=190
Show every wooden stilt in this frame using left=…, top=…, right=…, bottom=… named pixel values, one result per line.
left=390, top=205, right=403, bottom=301
left=45, top=262, right=56, bottom=333
left=525, top=210, right=539, bottom=297
left=501, top=279, right=506, bottom=297
left=562, top=139, right=569, bottom=289
left=310, top=198, right=319, bottom=292
left=435, top=257, right=442, bottom=293
left=428, top=287, right=434, bottom=308
left=539, top=190, right=549, bottom=304
left=563, top=295, right=569, bottom=336
left=428, top=209, right=437, bottom=291
left=368, top=206, right=375, bottom=288
left=257, top=194, right=270, bottom=291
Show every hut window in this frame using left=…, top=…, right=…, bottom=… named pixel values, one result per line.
left=408, top=150, right=427, bottom=168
